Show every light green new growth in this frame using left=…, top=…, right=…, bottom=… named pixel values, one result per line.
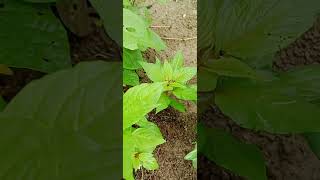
left=140, top=51, right=197, bottom=113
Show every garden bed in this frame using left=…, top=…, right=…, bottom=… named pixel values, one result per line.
left=134, top=0, right=197, bottom=179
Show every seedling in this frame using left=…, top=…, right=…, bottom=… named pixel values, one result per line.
left=123, top=83, right=166, bottom=180
left=184, top=143, right=197, bottom=168
left=141, top=51, right=197, bottom=113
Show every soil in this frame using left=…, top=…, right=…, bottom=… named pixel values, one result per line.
left=142, top=0, right=197, bottom=67
left=136, top=108, right=197, bottom=180
left=199, top=17, right=320, bottom=180
left=199, top=107, right=320, bottom=180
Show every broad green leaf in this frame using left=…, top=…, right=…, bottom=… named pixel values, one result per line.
left=170, top=99, right=185, bottom=112
left=123, top=83, right=163, bottom=129
left=140, top=61, right=163, bottom=82
left=132, top=155, right=141, bottom=170
left=174, top=67, right=197, bottom=84
left=198, top=92, right=215, bottom=115
left=137, top=118, right=158, bottom=128
left=199, top=0, right=320, bottom=67
left=0, top=0, right=71, bottom=73
left=215, top=79, right=320, bottom=133
left=0, top=96, right=6, bottom=111
left=145, top=30, right=166, bottom=51
left=162, top=61, right=173, bottom=81
left=1, top=61, right=122, bottom=179
left=278, top=64, right=320, bottom=104
left=123, top=8, right=165, bottom=51
left=170, top=82, right=186, bottom=88
left=123, top=130, right=135, bottom=180
left=123, top=49, right=143, bottom=70
left=139, top=153, right=159, bottom=170
left=198, top=67, right=218, bottom=92
left=202, top=57, right=257, bottom=79
left=199, top=123, right=267, bottom=180
left=123, top=69, right=139, bottom=86
left=156, top=93, right=171, bottom=113
left=90, top=0, right=122, bottom=45
left=171, top=51, right=184, bottom=70
left=0, top=65, right=13, bottom=75
left=184, top=145, right=197, bottom=168
left=274, top=65, right=320, bottom=158
left=123, top=8, right=148, bottom=50
left=305, top=133, right=320, bottom=159
left=132, top=125, right=166, bottom=152
left=173, top=86, right=197, bottom=101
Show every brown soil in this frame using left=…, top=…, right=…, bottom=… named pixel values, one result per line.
left=135, top=108, right=197, bottom=180
left=142, top=0, right=197, bottom=67
left=199, top=107, right=320, bottom=180
left=199, top=17, right=320, bottom=180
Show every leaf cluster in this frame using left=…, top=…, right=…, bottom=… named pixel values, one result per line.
left=198, top=0, right=320, bottom=179
left=141, top=51, right=197, bottom=113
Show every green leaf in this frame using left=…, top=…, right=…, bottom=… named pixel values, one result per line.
left=139, top=153, right=159, bottom=170
left=171, top=51, right=184, bottom=70
left=123, top=130, right=135, bottom=180
left=89, top=0, right=122, bottom=45
left=199, top=0, right=320, bottom=67
left=140, top=61, right=163, bottom=82
left=305, top=133, right=320, bottom=159
left=0, top=96, right=6, bottom=111
left=184, top=145, right=197, bottom=168
left=123, top=0, right=131, bottom=7
left=124, top=48, right=143, bottom=70
left=170, top=99, right=185, bottom=113
left=0, top=0, right=71, bottom=73
left=198, top=92, right=215, bottom=115
left=145, top=30, right=166, bottom=51
left=199, top=123, right=267, bottom=180
left=0, top=61, right=122, bottom=179
left=123, top=8, right=148, bottom=50
left=173, top=86, right=197, bottom=101
left=132, top=125, right=166, bottom=152
left=156, top=93, right=171, bottom=113
left=278, top=64, right=320, bottom=104
left=198, top=67, right=218, bottom=92
left=162, top=60, right=173, bottom=81
left=174, top=67, right=197, bottom=84
left=123, top=8, right=165, bottom=51
left=123, top=69, right=139, bottom=86
left=123, top=83, right=164, bottom=129
left=170, top=82, right=186, bottom=88
left=136, top=118, right=158, bottom=128
left=215, top=79, right=320, bottom=133
left=202, top=57, right=257, bottom=79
